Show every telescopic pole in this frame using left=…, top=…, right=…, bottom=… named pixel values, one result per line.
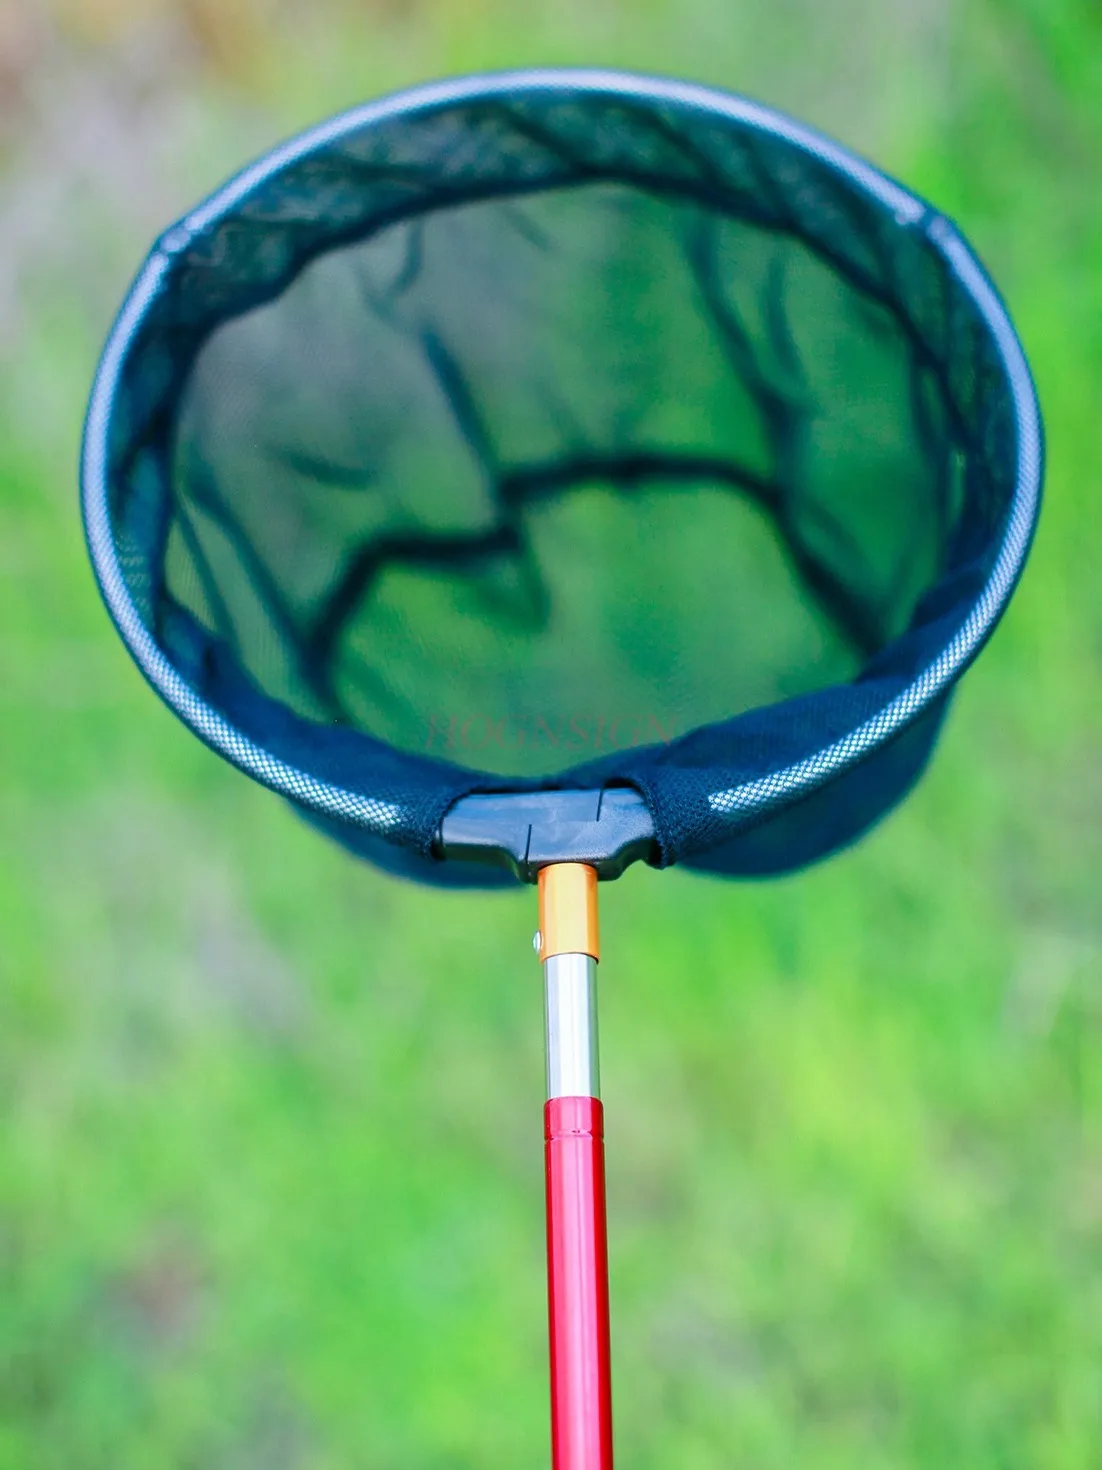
left=537, top=863, right=613, bottom=1470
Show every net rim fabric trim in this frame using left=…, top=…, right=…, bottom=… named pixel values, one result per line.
left=79, top=67, right=1044, bottom=857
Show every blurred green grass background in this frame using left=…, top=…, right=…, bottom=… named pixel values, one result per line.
left=1, top=1, right=1101, bottom=1465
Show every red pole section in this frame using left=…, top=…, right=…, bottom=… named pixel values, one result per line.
left=545, top=1095, right=613, bottom=1470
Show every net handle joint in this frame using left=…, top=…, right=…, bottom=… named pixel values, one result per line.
left=438, top=787, right=655, bottom=882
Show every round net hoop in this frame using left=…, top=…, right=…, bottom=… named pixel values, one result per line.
left=81, top=69, right=1043, bottom=883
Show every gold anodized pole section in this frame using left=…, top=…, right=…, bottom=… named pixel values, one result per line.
left=537, top=863, right=599, bottom=964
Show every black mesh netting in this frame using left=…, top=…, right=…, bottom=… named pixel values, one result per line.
left=82, top=72, right=1042, bottom=883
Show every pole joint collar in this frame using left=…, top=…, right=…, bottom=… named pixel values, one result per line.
left=538, top=864, right=599, bottom=963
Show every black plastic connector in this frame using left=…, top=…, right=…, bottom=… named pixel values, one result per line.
left=437, top=786, right=657, bottom=882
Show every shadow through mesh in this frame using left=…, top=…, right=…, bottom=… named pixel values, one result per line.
left=82, top=72, right=1042, bottom=881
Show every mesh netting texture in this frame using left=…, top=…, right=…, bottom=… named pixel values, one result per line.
left=82, top=71, right=1042, bottom=882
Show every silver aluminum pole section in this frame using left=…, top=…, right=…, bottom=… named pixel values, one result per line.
left=543, top=953, right=600, bottom=1100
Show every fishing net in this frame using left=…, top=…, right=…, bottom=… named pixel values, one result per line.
left=82, top=70, right=1042, bottom=884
